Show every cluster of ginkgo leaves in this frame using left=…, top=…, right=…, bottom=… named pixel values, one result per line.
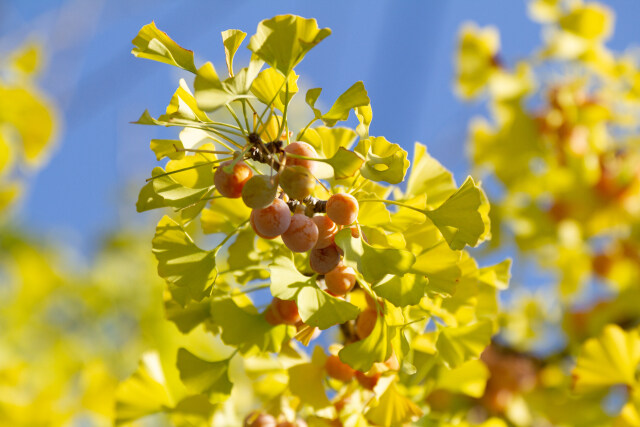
left=119, top=15, right=511, bottom=427
left=454, top=0, right=640, bottom=426
left=0, top=42, right=56, bottom=216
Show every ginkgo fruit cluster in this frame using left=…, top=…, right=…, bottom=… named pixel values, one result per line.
left=122, top=12, right=503, bottom=427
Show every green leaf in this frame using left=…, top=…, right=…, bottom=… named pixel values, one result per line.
left=201, top=197, right=251, bottom=235
left=305, top=87, right=323, bottom=119
left=165, top=299, right=211, bottom=333
left=365, top=380, right=423, bottom=427
left=303, top=82, right=370, bottom=127
left=222, top=29, right=246, bottom=77
left=305, top=126, right=357, bottom=157
left=435, top=359, right=490, bottom=398
left=270, top=257, right=359, bottom=329
left=151, top=167, right=213, bottom=210
left=355, top=136, right=410, bottom=184
left=194, top=60, right=262, bottom=111
left=269, top=255, right=311, bottom=300
left=227, top=228, right=263, bottom=284
left=573, top=324, right=640, bottom=393
left=356, top=194, right=391, bottom=228
left=132, top=22, right=197, bottom=72
left=322, top=81, right=370, bottom=126
left=176, top=348, right=233, bottom=403
left=411, top=238, right=462, bottom=297
left=339, top=314, right=392, bottom=371
left=150, top=139, right=184, bottom=161
left=318, top=147, right=364, bottom=180
left=288, top=347, right=331, bottom=410
left=247, top=15, right=331, bottom=76
left=424, top=176, right=490, bottom=250
left=405, top=142, right=457, bottom=208
left=251, top=68, right=299, bottom=111
left=335, top=229, right=415, bottom=284
left=436, top=321, right=493, bottom=368
left=355, top=104, right=372, bottom=139
left=115, top=352, right=172, bottom=424
left=478, top=259, right=511, bottom=290
left=373, top=274, right=427, bottom=307
left=159, top=79, right=210, bottom=123
left=297, top=285, right=360, bottom=330
left=169, top=395, right=215, bottom=422
left=210, top=295, right=295, bottom=354
left=136, top=181, right=166, bottom=212
left=152, top=216, right=216, bottom=303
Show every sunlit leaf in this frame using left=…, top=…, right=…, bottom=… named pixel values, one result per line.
left=176, top=348, right=233, bottom=403
left=251, top=68, right=299, bottom=111
left=321, top=81, right=370, bottom=127
left=355, top=104, right=372, bottom=139
left=355, top=136, right=410, bottom=184
left=222, top=29, right=246, bottom=77
left=573, top=324, right=640, bottom=393
left=436, top=321, right=493, bottom=368
left=478, top=259, right=511, bottom=290
left=115, top=352, right=172, bottom=424
left=210, top=295, right=295, bottom=354
left=159, top=79, right=210, bottom=123
left=373, top=274, right=427, bottom=307
left=152, top=216, right=216, bottom=303
left=288, top=347, right=331, bottom=409
left=339, top=314, right=392, bottom=372
left=132, top=22, right=197, bottom=72
left=425, top=176, right=490, bottom=250
left=247, top=15, right=331, bottom=76
left=335, top=228, right=415, bottom=284
left=165, top=299, right=211, bottom=333
left=436, top=359, right=490, bottom=397
left=405, top=142, right=456, bottom=208
left=365, top=380, right=423, bottom=427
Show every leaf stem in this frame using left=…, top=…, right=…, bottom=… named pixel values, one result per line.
left=225, top=104, right=247, bottom=136
left=297, top=117, right=318, bottom=140
left=358, top=199, right=426, bottom=215
left=145, top=158, right=232, bottom=182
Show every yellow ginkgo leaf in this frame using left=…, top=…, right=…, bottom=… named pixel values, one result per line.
left=573, top=324, right=640, bottom=393
left=455, top=23, right=500, bottom=98
left=365, top=379, right=423, bottom=427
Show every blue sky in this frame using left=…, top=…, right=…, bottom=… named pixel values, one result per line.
left=1, top=0, right=639, bottom=253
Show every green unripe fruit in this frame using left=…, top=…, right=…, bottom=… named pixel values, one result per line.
left=242, top=175, right=278, bottom=209
left=280, top=165, right=315, bottom=200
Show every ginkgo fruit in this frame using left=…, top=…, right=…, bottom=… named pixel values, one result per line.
left=214, top=160, right=253, bottom=198
left=242, top=175, right=278, bottom=209
left=284, top=141, right=319, bottom=173
left=355, top=370, right=380, bottom=390
left=276, top=419, right=308, bottom=427
left=311, top=215, right=338, bottom=249
left=324, top=263, right=357, bottom=296
left=309, top=244, right=341, bottom=275
left=325, top=355, right=355, bottom=382
left=326, top=193, right=359, bottom=225
left=355, top=309, right=377, bottom=340
left=252, top=199, right=291, bottom=238
left=244, top=411, right=277, bottom=427
left=281, top=213, right=319, bottom=253
left=279, top=165, right=315, bottom=200
left=265, top=297, right=300, bottom=326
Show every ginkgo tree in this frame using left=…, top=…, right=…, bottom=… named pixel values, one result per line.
left=454, top=0, right=640, bottom=426
left=118, top=15, right=510, bottom=427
